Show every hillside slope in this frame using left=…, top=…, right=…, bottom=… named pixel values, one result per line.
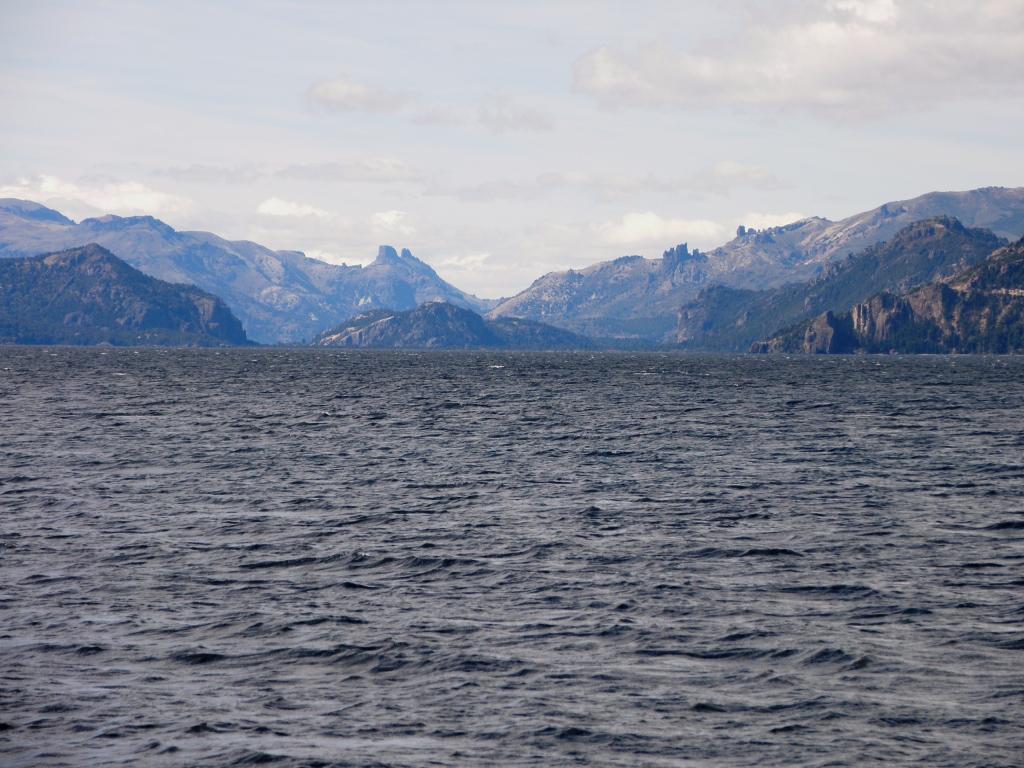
left=0, top=244, right=251, bottom=346
left=313, top=301, right=592, bottom=349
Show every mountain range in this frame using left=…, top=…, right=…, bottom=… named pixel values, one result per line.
left=753, top=237, right=1024, bottom=354
left=3, top=186, right=1024, bottom=350
left=0, top=244, right=250, bottom=347
left=676, top=217, right=1006, bottom=351
left=313, top=301, right=591, bottom=349
left=0, top=199, right=488, bottom=344
left=487, top=187, right=1024, bottom=342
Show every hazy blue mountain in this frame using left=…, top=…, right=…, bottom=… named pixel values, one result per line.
left=312, top=301, right=593, bottom=349
left=488, top=243, right=706, bottom=341
left=488, top=187, right=1024, bottom=343
left=0, top=244, right=251, bottom=347
left=677, top=217, right=1005, bottom=351
left=753, top=237, right=1024, bottom=354
left=0, top=199, right=492, bottom=343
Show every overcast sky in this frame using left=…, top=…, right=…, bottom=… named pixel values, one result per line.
left=2, top=0, right=1023, bottom=298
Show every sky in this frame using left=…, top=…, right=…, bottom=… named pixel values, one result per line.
left=1, top=0, right=1023, bottom=298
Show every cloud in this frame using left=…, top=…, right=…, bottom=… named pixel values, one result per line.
left=537, top=170, right=680, bottom=197
left=830, top=0, right=899, bottom=23
left=301, top=247, right=375, bottom=267
left=370, top=209, right=415, bottom=236
left=0, top=174, right=193, bottom=217
left=257, top=197, right=332, bottom=219
left=277, top=157, right=422, bottom=183
left=572, top=0, right=1024, bottom=118
left=307, top=76, right=553, bottom=134
left=739, top=211, right=810, bottom=230
left=439, top=252, right=490, bottom=269
left=691, top=161, right=783, bottom=194
left=157, top=164, right=266, bottom=184
left=476, top=96, right=554, bottom=133
left=307, top=75, right=411, bottom=113
left=597, top=212, right=725, bottom=247
left=441, top=161, right=782, bottom=202
left=158, top=158, right=422, bottom=185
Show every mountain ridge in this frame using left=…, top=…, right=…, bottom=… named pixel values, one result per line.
left=488, top=187, right=1024, bottom=342
left=676, top=217, right=1006, bottom=351
left=0, top=200, right=492, bottom=343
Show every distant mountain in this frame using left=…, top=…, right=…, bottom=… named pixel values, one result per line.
left=488, top=243, right=706, bottom=341
left=0, top=244, right=251, bottom=347
left=488, top=187, right=1024, bottom=343
left=0, top=199, right=492, bottom=343
left=677, top=217, right=1005, bottom=351
left=312, top=301, right=593, bottom=349
left=753, top=238, right=1024, bottom=354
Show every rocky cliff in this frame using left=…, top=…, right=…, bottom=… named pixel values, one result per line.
left=753, top=239, right=1024, bottom=354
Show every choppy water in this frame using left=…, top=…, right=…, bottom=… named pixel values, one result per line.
left=1, top=348, right=1023, bottom=767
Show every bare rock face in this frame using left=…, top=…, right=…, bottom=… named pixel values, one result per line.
left=801, top=312, right=857, bottom=354
left=753, top=238, right=1024, bottom=354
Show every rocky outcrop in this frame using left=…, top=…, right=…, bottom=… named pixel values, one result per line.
left=753, top=239, right=1024, bottom=354
left=0, top=244, right=252, bottom=346
left=313, top=301, right=593, bottom=350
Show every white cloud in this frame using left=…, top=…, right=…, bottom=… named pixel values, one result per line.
left=444, top=161, right=783, bottom=202
left=257, top=197, right=332, bottom=219
left=691, top=161, right=782, bottom=194
left=302, top=248, right=345, bottom=265
left=158, top=163, right=266, bottom=184
left=573, top=0, right=1024, bottom=118
left=476, top=96, right=553, bottom=133
left=307, top=76, right=553, bottom=135
left=0, top=174, right=193, bottom=218
left=830, top=0, right=899, bottom=23
left=370, top=209, right=415, bottom=236
left=307, top=75, right=410, bottom=113
left=537, top=170, right=679, bottom=197
left=302, top=247, right=375, bottom=266
left=597, top=211, right=725, bottom=247
left=277, top=157, right=422, bottom=183
left=739, top=211, right=810, bottom=230
left=439, top=252, right=490, bottom=269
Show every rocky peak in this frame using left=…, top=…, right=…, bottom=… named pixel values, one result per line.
left=662, top=242, right=707, bottom=269
left=375, top=245, right=401, bottom=264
